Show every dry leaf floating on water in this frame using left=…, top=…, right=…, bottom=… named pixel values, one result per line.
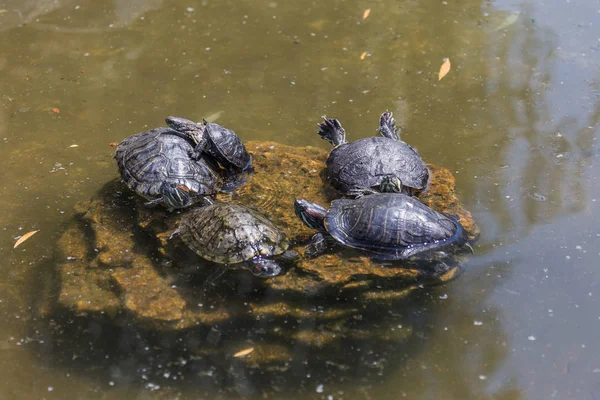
left=233, top=347, right=254, bottom=358
left=51, top=107, right=60, bottom=114
left=363, top=9, right=371, bottom=20
left=69, top=144, right=79, bottom=148
left=14, top=230, right=40, bottom=249
left=108, top=142, right=119, bottom=147
left=360, top=51, right=367, bottom=60
left=438, top=58, right=451, bottom=80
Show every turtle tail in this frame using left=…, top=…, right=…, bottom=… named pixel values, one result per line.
left=318, top=117, right=346, bottom=147
left=378, top=111, right=400, bottom=141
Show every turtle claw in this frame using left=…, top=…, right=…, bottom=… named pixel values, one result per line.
left=346, top=187, right=378, bottom=198
left=378, top=110, right=400, bottom=140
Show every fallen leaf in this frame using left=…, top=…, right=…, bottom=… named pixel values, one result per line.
left=363, top=9, right=371, bottom=20
left=492, top=12, right=520, bottom=32
left=438, top=58, right=451, bottom=80
left=14, top=230, right=40, bottom=249
left=51, top=107, right=60, bottom=114
left=360, top=51, right=367, bottom=60
left=69, top=144, right=79, bottom=148
left=108, top=142, right=119, bottom=147
left=233, top=347, right=254, bottom=358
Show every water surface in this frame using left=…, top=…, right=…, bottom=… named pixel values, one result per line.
left=1, top=0, right=599, bottom=398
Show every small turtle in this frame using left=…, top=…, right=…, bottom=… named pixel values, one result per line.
left=115, top=127, right=222, bottom=210
left=294, top=189, right=469, bottom=260
left=318, top=111, right=429, bottom=197
left=165, top=116, right=252, bottom=174
left=173, top=203, right=296, bottom=277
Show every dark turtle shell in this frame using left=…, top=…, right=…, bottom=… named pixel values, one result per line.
left=325, top=193, right=466, bottom=260
left=115, top=127, right=222, bottom=202
left=328, top=137, right=429, bottom=195
left=204, top=121, right=252, bottom=170
left=177, top=203, right=289, bottom=264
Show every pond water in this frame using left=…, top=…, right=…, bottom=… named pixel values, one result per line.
left=1, top=0, right=600, bottom=398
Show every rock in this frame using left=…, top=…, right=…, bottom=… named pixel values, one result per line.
left=49, top=141, right=478, bottom=368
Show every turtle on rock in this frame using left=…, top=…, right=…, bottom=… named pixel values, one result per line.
left=173, top=202, right=297, bottom=278
left=318, top=111, right=429, bottom=197
left=294, top=178, right=469, bottom=260
left=115, top=127, right=223, bottom=210
left=165, top=116, right=252, bottom=183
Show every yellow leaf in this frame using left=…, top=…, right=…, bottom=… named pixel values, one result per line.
left=362, top=9, right=371, bottom=20
left=438, top=58, right=451, bottom=81
left=233, top=347, right=254, bottom=358
left=69, top=144, right=79, bottom=148
left=14, top=230, right=40, bottom=249
left=360, top=51, right=367, bottom=60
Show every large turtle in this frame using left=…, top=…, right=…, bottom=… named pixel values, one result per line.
left=318, top=111, right=429, bottom=197
left=294, top=190, right=469, bottom=260
left=173, top=202, right=296, bottom=278
left=115, top=127, right=222, bottom=210
left=165, top=116, right=252, bottom=175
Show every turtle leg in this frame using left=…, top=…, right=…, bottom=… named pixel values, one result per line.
left=346, top=187, right=379, bottom=198
left=244, top=258, right=282, bottom=278
left=378, top=111, right=400, bottom=141
left=189, top=134, right=209, bottom=160
left=144, top=197, right=167, bottom=209
left=318, top=117, right=347, bottom=147
left=304, top=233, right=337, bottom=258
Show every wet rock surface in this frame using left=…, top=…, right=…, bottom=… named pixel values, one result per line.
left=49, top=141, right=479, bottom=373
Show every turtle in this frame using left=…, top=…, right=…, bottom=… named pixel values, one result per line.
left=318, top=111, right=429, bottom=197
left=115, top=127, right=223, bottom=210
left=165, top=116, right=252, bottom=175
left=294, top=189, right=469, bottom=260
left=173, top=202, right=297, bottom=278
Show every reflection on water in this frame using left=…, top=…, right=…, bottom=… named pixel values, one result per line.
left=0, top=0, right=599, bottom=398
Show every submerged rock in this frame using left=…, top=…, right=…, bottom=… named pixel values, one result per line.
left=50, top=141, right=478, bottom=370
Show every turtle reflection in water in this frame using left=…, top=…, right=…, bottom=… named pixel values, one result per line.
left=115, top=127, right=223, bottom=210
left=172, top=203, right=297, bottom=278
left=295, top=190, right=470, bottom=262
left=319, top=111, right=429, bottom=197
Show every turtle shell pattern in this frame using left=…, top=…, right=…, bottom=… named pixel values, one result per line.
left=205, top=122, right=252, bottom=169
left=177, top=203, right=289, bottom=264
left=325, top=193, right=465, bottom=259
left=115, top=127, right=222, bottom=200
left=327, top=137, right=429, bottom=194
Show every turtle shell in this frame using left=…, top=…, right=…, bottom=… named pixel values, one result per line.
left=115, top=127, right=223, bottom=201
left=325, top=193, right=466, bottom=260
left=177, top=203, right=289, bottom=264
left=327, top=137, right=429, bottom=195
left=205, top=122, right=252, bottom=170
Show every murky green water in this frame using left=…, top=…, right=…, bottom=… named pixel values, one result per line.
left=1, top=0, right=599, bottom=398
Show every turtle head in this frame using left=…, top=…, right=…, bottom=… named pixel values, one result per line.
left=294, top=199, right=327, bottom=232
left=248, top=258, right=282, bottom=278
left=160, top=183, right=192, bottom=210
left=380, top=175, right=402, bottom=193
left=165, top=116, right=205, bottom=145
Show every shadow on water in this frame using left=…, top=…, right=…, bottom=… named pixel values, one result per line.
left=25, top=262, right=518, bottom=399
